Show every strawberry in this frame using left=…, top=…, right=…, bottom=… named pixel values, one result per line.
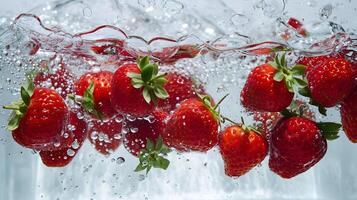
left=303, top=57, right=356, bottom=107
left=110, top=56, right=169, bottom=117
left=269, top=116, right=341, bottom=178
left=3, top=82, right=69, bottom=151
left=241, top=54, right=306, bottom=112
left=287, top=17, right=308, bottom=37
left=340, top=88, right=357, bottom=143
left=158, top=72, right=199, bottom=112
left=219, top=123, right=268, bottom=177
left=297, top=54, right=344, bottom=75
left=123, top=109, right=168, bottom=156
left=39, top=111, right=88, bottom=167
left=33, top=61, right=74, bottom=99
left=71, top=71, right=116, bottom=119
left=162, top=95, right=220, bottom=152
left=88, top=116, right=123, bottom=155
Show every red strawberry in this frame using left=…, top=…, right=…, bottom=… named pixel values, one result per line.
left=158, top=72, right=199, bottom=112
left=287, top=17, right=308, bottom=37
left=111, top=56, right=169, bottom=117
left=269, top=116, right=340, bottom=178
left=297, top=54, right=344, bottom=75
left=219, top=124, right=268, bottom=177
left=88, top=116, right=123, bottom=155
left=72, top=71, right=116, bottom=119
left=39, top=111, right=88, bottom=167
left=305, top=57, right=356, bottom=107
left=4, top=84, right=68, bottom=151
left=124, top=109, right=168, bottom=156
left=34, top=61, right=74, bottom=99
left=340, top=88, right=357, bottom=143
left=241, top=55, right=305, bottom=112
left=162, top=96, right=219, bottom=152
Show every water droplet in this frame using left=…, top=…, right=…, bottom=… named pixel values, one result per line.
left=82, top=7, right=93, bottom=17
left=230, top=14, right=250, bottom=27
left=126, top=115, right=136, bottom=122
left=67, top=149, right=75, bottom=157
left=71, top=139, right=80, bottom=149
left=307, top=0, right=317, bottom=7
left=163, top=0, right=184, bottom=15
left=90, top=131, right=98, bottom=140
left=130, top=127, right=139, bottom=133
left=116, top=157, right=125, bottom=165
left=319, top=4, right=333, bottom=21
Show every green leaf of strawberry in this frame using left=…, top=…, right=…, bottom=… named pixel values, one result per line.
left=128, top=56, right=169, bottom=105
left=68, top=82, right=104, bottom=120
left=317, top=122, right=341, bottom=141
left=134, top=136, right=172, bottom=174
left=3, top=78, right=36, bottom=131
left=270, top=54, right=307, bottom=94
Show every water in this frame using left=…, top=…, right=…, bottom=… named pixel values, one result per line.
left=0, top=0, right=356, bottom=199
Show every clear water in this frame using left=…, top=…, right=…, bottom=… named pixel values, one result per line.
left=0, top=0, right=356, bottom=199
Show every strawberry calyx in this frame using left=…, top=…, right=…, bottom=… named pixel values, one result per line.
left=3, top=79, right=35, bottom=131
left=269, top=53, right=307, bottom=93
left=197, top=93, right=228, bottom=123
left=68, top=82, right=103, bottom=120
left=135, top=136, right=171, bottom=174
left=316, top=122, right=341, bottom=141
left=280, top=101, right=341, bottom=141
left=239, top=117, right=261, bottom=135
left=127, top=56, right=169, bottom=106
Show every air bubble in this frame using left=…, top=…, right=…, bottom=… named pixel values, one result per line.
left=67, top=149, right=75, bottom=157
left=320, top=4, right=333, bottom=21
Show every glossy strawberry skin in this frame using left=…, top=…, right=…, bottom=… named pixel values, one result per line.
left=75, top=71, right=116, bottom=119
left=12, top=88, right=68, bottom=151
left=241, top=64, right=294, bottom=112
left=124, top=110, right=168, bottom=156
left=269, top=117, right=327, bottom=179
left=219, top=125, right=268, bottom=177
left=88, top=116, right=123, bottom=155
left=111, top=63, right=155, bottom=117
left=306, top=58, right=356, bottom=107
left=340, top=89, right=357, bottom=143
left=158, top=72, right=197, bottom=112
left=162, top=98, right=218, bottom=152
left=34, top=64, right=74, bottom=99
left=39, top=111, right=88, bottom=167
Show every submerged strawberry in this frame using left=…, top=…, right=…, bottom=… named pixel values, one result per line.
left=340, top=88, right=357, bottom=143
left=303, top=57, right=356, bottom=107
left=162, top=95, right=220, bottom=152
left=3, top=81, right=68, bottom=151
left=241, top=54, right=306, bottom=112
left=111, top=56, right=169, bottom=117
left=88, top=116, right=123, bottom=155
left=34, top=61, right=75, bottom=99
left=269, top=115, right=341, bottom=178
left=39, top=111, right=88, bottom=167
left=219, top=122, right=268, bottom=177
left=124, top=109, right=168, bottom=156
